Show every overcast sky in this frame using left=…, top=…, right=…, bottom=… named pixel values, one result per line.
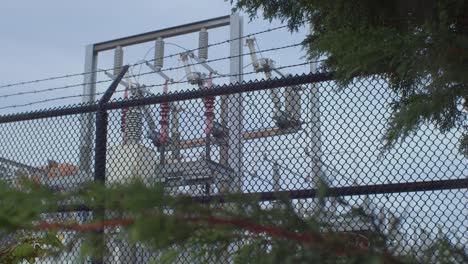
left=0, top=0, right=309, bottom=115
left=0, top=0, right=231, bottom=82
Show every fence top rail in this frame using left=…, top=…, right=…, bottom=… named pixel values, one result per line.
left=0, top=72, right=334, bottom=124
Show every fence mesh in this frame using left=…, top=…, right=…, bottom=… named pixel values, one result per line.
left=0, top=74, right=466, bottom=263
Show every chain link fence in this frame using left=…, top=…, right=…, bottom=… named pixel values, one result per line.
left=0, top=73, right=466, bottom=263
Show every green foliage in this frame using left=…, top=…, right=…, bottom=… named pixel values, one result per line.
left=0, top=179, right=466, bottom=263
left=0, top=231, right=64, bottom=263
left=0, top=178, right=58, bottom=230
left=150, top=248, right=183, bottom=264
left=230, top=0, right=468, bottom=156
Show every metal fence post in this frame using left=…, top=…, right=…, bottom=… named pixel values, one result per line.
left=92, top=65, right=129, bottom=264
left=94, top=110, right=108, bottom=184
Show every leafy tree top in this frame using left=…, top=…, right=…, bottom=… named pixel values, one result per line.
left=231, top=0, right=468, bottom=156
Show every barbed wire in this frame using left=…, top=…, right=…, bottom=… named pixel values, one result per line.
left=0, top=23, right=295, bottom=90
left=120, top=61, right=314, bottom=94
left=0, top=43, right=304, bottom=99
left=0, top=62, right=313, bottom=111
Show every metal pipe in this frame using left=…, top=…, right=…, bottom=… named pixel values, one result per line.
left=145, top=61, right=173, bottom=82
left=189, top=53, right=217, bottom=74
left=54, top=178, right=468, bottom=212
left=192, top=178, right=468, bottom=204
left=172, top=126, right=299, bottom=149
left=225, top=13, right=244, bottom=193
left=245, top=38, right=259, bottom=69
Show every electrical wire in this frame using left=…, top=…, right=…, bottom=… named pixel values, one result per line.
left=134, top=42, right=188, bottom=84
left=130, top=60, right=149, bottom=84
left=243, top=62, right=253, bottom=69
left=125, top=42, right=303, bottom=85
left=134, top=46, right=156, bottom=84
left=166, top=42, right=190, bottom=52
left=0, top=23, right=294, bottom=90
left=0, top=43, right=304, bottom=99
left=189, top=56, right=199, bottom=73
left=124, top=61, right=312, bottom=93
left=0, top=61, right=313, bottom=111
left=0, top=78, right=112, bottom=99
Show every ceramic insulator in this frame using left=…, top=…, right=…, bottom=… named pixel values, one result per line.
left=198, top=28, right=208, bottom=61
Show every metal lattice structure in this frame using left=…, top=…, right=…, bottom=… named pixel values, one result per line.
left=0, top=14, right=467, bottom=264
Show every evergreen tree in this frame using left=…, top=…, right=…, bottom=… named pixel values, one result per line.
left=1, top=180, right=467, bottom=263
left=231, top=0, right=468, bottom=156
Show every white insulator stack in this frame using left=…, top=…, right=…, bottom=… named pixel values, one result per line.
left=125, top=107, right=143, bottom=144
left=154, top=37, right=164, bottom=71
left=198, top=28, right=208, bottom=61
left=113, top=46, right=124, bottom=76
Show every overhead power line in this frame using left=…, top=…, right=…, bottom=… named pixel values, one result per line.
left=0, top=23, right=294, bottom=90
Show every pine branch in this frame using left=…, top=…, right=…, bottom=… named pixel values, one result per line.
left=33, top=215, right=404, bottom=264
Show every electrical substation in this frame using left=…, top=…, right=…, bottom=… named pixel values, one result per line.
left=81, top=14, right=313, bottom=197
left=77, top=14, right=371, bottom=262
left=0, top=12, right=466, bottom=264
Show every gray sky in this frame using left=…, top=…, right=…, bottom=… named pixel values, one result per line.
left=0, top=0, right=308, bottom=115
left=0, top=0, right=230, bottom=83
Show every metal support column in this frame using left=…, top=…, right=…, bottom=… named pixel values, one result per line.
left=80, top=44, right=98, bottom=176
left=225, top=13, right=244, bottom=193
left=217, top=14, right=244, bottom=263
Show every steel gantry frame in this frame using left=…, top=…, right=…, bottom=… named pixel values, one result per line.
left=79, top=14, right=244, bottom=192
